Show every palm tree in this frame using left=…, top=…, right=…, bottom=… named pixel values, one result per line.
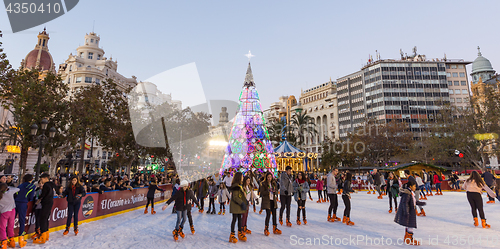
left=290, top=111, right=317, bottom=149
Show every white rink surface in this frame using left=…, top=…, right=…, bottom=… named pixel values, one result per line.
left=27, top=191, right=500, bottom=249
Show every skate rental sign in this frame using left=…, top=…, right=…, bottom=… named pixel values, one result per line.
left=13, top=184, right=172, bottom=235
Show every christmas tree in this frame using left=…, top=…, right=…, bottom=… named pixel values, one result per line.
left=219, top=62, right=277, bottom=175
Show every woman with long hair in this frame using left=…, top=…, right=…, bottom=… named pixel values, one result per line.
left=433, top=171, right=442, bottom=195
left=228, top=172, right=247, bottom=243
left=462, top=171, right=496, bottom=228
left=341, top=172, right=356, bottom=225
left=61, top=176, right=86, bottom=235
left=293, top=172, right=310, bottom=225
left=260, top=172, right=281, bottom=236
left=241, top=176, right=257, bottom=235
left=386, top=172, right=399, bottom=213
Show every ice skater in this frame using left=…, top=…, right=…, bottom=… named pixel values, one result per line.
left=341, top=172, right=356, bottom=225
left=206, top=179, right=217, bottom=214
left=260, top=172, right=281, bottom=236
left=279, top=166, right=294, bottom=227
left=394, top=181, right=426, bottom=245
left=145, top=178, right=165, bottom=215
left=218, top=182, right=230, bottom=215
left=316, top=176, right=324, bottom=203
left=0, top=183, right=20, bottom=248
left=386, top=172, right=399, bottom=213
left=293, top=172, right=310, bottom=225
left=462, top=171, right=496, bottom=228
left=228, top=172, right=247, bottom=243
left=327, top=168, right=341, bottom=222
left=162, top=180, right=192, bottom=241
left=242, top=176, right=257, bottom=235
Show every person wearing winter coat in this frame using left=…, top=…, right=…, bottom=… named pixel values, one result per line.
left=367, top=172, right=375, bottom=194
left=462, top=171, right=496, bottom=228
left=183, top=186, right=200, bottom=235
left=293, top=172, right=310, bottom=225
left=394, top=181, right=426, bottom=246
left=386, top=172, right=400, bottom=213
left=228, top=172, right=247, bottom=243
left=206, top=179, right=218, bottom=214
left=218, top=182, right=231, bottom=215
left=61, top=176, right=86, bottom=236
left=415, top=173, right=427, bottom=200
left=326, top=168, right=341, bottom=222
left=0, top=183, right=20, bottom=248
left=421, top=169, right=432, bottom=196
left=193, top=178, right=209, bottom=213
left=279, top=166, right=294, bottom=227
left=33, top=173, right=56, bottom=244
left=260, top=172, right=282, bottom=236
left=144, top=179, right=165, bottom=215
left=433, top=171, right=443, bottom=195
left=316, top=176, right=324, bottom=203
left=481, top=168, right=496, bottom=203
left=162, top=180, right=193, bottom=241
left=341, top=172, right=356, bottom=226
left=14, top=174, right=35, bottom=241
left=241, top=176, right=257, bottom=235
left=373, top=169, right=383, bottom=199
left=31, top=181, right=43, bottom=241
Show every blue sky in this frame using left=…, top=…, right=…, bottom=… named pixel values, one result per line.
left=1, top=0, right=498, bottom=109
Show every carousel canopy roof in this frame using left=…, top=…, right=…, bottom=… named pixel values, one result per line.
left=274, top=141, right=304, bottom=153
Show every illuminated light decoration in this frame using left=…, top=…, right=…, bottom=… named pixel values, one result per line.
left=219, top=62, right=278, bottom=176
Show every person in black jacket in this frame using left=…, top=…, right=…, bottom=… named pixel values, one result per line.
left=162, top=180, right=192, bottom=241
left=181, top=185, right=199, bottom=235
left=61, top=176, right=86, bottom=236
left=341, top=172, right=356, bottom=225
left=144, top=179, right=165, bottom=214
left=99, top=179, right=114, bottom=192
left=394, top=181, right=426, bottom=245
left=33, top=173, right=56, bottom=244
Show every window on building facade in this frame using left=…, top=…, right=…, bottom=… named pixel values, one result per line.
left=88, top=52, right=93, bottom=59
left=106, top=69, right=108, bottom=76
left=85, top=77, right=92, bottom=83
left=461, top=81, right=466, bottom=86
left=76, top=77, right=82, bottom=83
left=449, top=89, right=453, bottom=95
left=91, top=39, right=94, bottom=43
left=452, top=73, right=458, bottom=77
left=454, top=81, right=459, bottom=86
left=450, top=98, right=455, bottom=103
left=454, top=89, right=460, bottom=94
left=457, top=98, right=462, bottom=103
left=330, top=113, right=334, bottom=118
left=95, top=78, right=100, bottom=85
left=446, top=65, right=450, bottom=69
left=69, top=65, right=72, bottom=71
left=80, top=52, right=84, bottom=58
left=458, top=65, right=464, bottom=69
left=448, top=81, right=452, bottom=86
left=68, top=77, right=71, bottom=83
left=459, top=72, right=465, bottom=77
left=451, top=65, right=457, bottom=69
left=446, top=73, right=451, bottom=77
left=462, top=89, right=468, bottom=95
left=97, top=54, right=101, bottom=60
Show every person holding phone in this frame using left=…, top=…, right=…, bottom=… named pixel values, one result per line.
left=61, top=176, right=86, bottom=236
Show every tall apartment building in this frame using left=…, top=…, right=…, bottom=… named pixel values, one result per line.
left=298, top=79, right=338, bottom=153
left=338, top=50, right=471, bottom=139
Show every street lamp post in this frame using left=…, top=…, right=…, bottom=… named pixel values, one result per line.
left=31, top=119, right=56, bottom=181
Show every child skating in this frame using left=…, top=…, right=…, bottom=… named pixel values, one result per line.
left=218, top=182, right=230, bottom=215
left=394, top=181, right=426, bottom=245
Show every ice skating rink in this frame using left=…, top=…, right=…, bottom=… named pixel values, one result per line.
left=30, top=191, right=500, bottom=249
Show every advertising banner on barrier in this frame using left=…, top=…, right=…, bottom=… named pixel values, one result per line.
left=14, top=184, right=172, bottom=235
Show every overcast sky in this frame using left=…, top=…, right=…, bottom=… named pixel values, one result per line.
left=1, top=0, right=498, bottom=110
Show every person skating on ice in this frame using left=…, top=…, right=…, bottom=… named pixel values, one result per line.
left=228, top=172, right=248, bottom=243
left=182, top=184, right=200, bottom=235
left=0, top=182, right=20, bottom=248
left=61, top=176, right=86, bottom=236
left=293, top=172, right=310, bottom=225
left=260, top=172, right=282, bottom=236
left=162, top=180, right=193, bottom=241
left=218, top=182, right=230, bottom=215
left=145, top=178, right=165, bottom=215
left=279, top=166, right=294, bottom=227
left=206, top=179, right=218, bottom=214
left=13, top=174, right=35, bottom=247
left=33, top=173, right=56, bottom=244
left=372, top=169, right=383, bottom=199
left=241, top=176, right=257, bottom=235
left=394, top=181, right=426, bottom=245
left=462, top=171, right=496, bottom=228
left=386, top=172, right=400, bottom=214
left=341, top=172, right=356, bottom=225
left=404, top=170, right=426, bottom=217
left=327, top=168, right=341, bottom=222
left=316, top=175, right=324, bottom=203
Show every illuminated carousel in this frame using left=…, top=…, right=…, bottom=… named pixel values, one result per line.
left=274, top=140, right=318, bottom=172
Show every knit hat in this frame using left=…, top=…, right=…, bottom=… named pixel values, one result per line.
left=180, top=180, right=189, bottom=187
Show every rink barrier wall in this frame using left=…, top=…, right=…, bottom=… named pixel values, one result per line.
left=14, top=184, right=172, bottom=241
left=309, top=179, right=500, bottom=191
